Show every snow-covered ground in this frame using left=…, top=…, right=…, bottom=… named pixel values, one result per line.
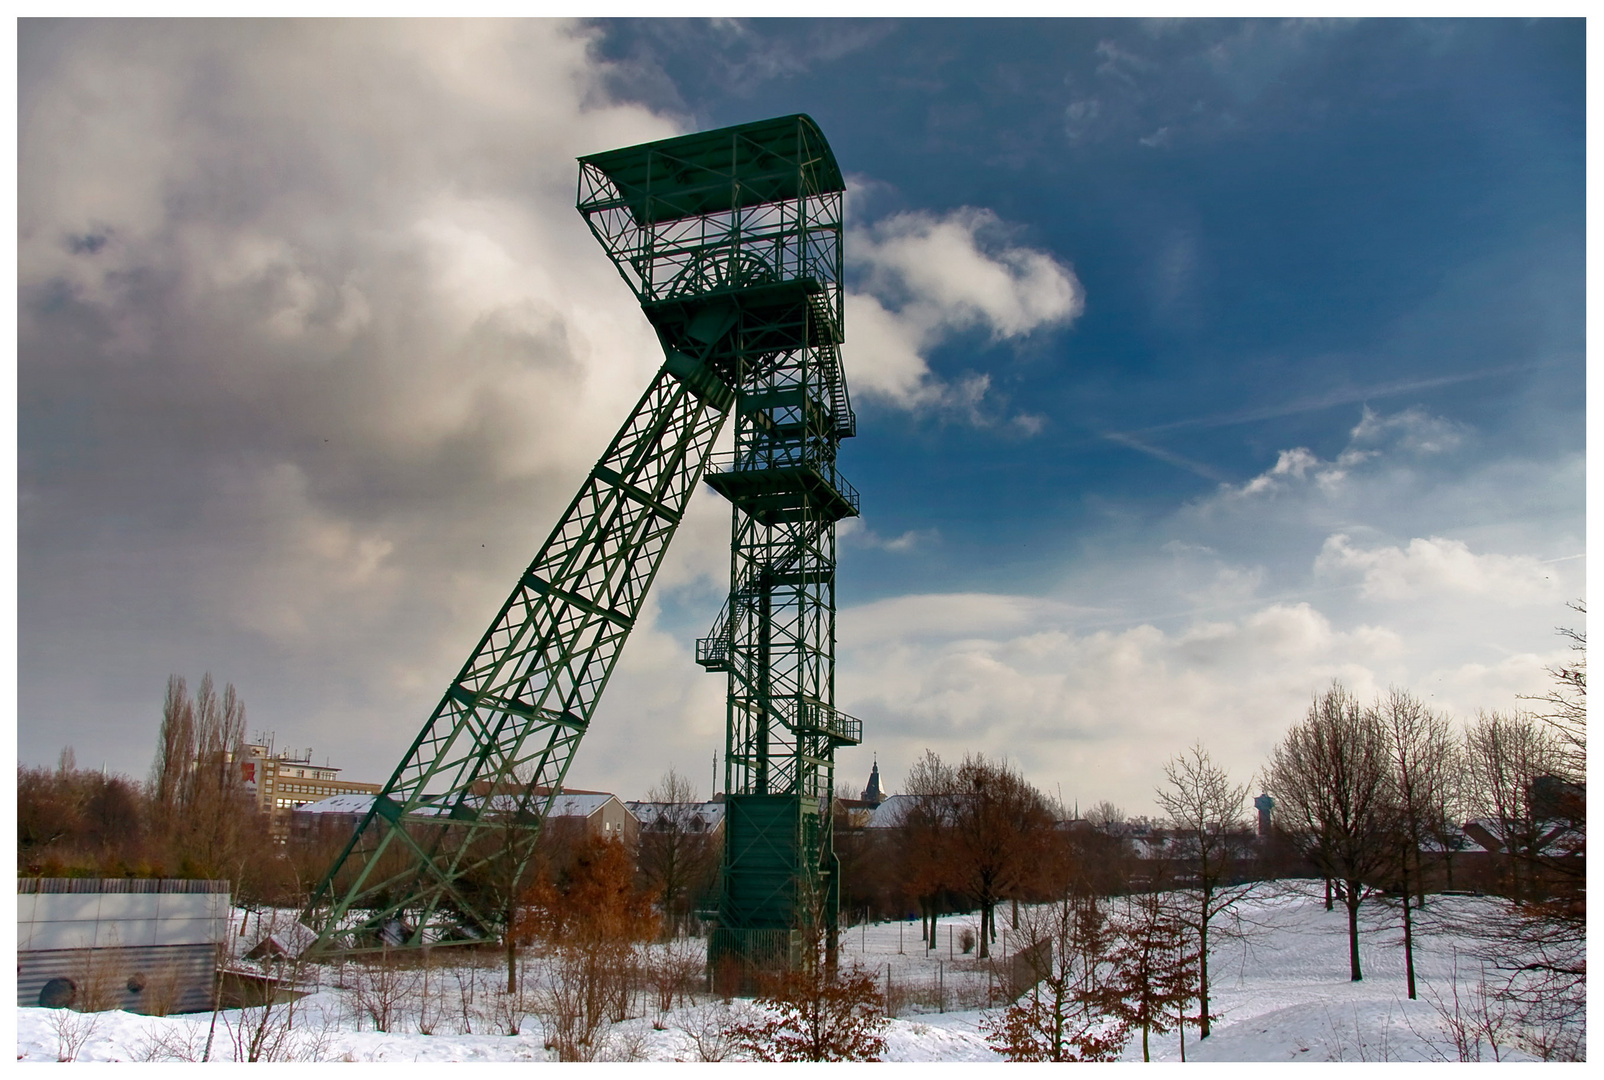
left=17, top=882, right=1559, bottom=1062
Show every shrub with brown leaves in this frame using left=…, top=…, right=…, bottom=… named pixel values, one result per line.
left=731, top=964, right=889, bottom=1062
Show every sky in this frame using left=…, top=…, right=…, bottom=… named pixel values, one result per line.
left=16, top=18, right=1586, bottom=817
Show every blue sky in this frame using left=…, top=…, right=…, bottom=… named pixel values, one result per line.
left=17, top=19, right=1585, bottom=813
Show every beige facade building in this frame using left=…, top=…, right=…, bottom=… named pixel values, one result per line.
left=238, top=741, right=380, bottom=841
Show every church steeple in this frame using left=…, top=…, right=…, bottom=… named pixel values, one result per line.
left=860, top=756, right=884, bottom=805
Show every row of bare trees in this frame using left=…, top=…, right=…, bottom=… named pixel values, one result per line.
left=1257, top=603, right=1584, bottom=1060
left=21, top=673, right=273, bottom=887
left=1266, top=682, right=1582, bottom=987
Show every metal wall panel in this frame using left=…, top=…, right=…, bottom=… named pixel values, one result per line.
left=17, top=944, right=219, bottom=1014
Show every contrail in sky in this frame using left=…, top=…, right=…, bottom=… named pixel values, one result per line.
left=1101, top=432, right=1232, bottom=482
left=1124, top=362, right=1538, bottom=437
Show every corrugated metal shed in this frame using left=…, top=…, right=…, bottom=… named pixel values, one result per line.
left=17, top=879, right=230, bottom=1014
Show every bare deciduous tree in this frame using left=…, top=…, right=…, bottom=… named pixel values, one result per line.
left=947, top=754, right=1055, bottom=959
left=150, top=675, right=195, bottom=824
left=1463, top=710, right=1567, bottom=901
left=1154, top=741, right=1252, bottom=1038
left=1084, top=800, right=1125, bottom=828
left=1375, top=687, right=1457, bottom=1000
left=1265, top=683, right=1394, bottom=981
left=635, top=769, right=716, bottom=940
left=146, top=673, right=252, bottom=878
left=899, top=750, right=958, bottom=951
left=1461, top=706, right=1584, bottom=1055
left=1519, top=600, right=1584, bottom=779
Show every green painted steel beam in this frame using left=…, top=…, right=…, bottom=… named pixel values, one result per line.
left=304, top=115, right=857, bottom=964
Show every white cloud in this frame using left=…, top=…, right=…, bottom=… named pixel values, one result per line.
left=1218, top=405, right=1465, bottom=500
left=1314, top=534, right=1563, bottom=605
left=839, top=519, right=940, bottom=553
left=16, top=21, right=1092, bottom=800
left=835, top=587, right=1565, bottom=813
left=17, top=20, right=697, bottom=783
left=838, top=594, right=1394, bottom=807
left=1348, top=404, right=1464, bottom=455
left=843, top=207, right=1083, bottom=416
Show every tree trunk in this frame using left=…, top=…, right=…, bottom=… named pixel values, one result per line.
left=1324, top=877, right=1333, bottom=911
left=1401, top=889, right=1416, bottom=999
left=1345, top=880, right=1363, bottom=981
left=1199, top=916, right=1210, bottom=1038
left=506, top=932, right=518, bottom=994
left=1413, top=846, right=1427, bottom=910
left=978, top=902, right=990, bottom=959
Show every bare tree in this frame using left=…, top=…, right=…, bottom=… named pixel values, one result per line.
left=1084, top=800, right=1124, bottom=828
left=1265, top=683, right=1395, bottom=981
left=1463, top=710, right=1568, bottom=901
left=1154, top=741, right=1252, bottom=1038
left=1375, top=687, right=1456, bottom=1000
left=141, top=673, right=253, bottom=878
left=899, top=750, right=958, bottom=951
left=150, top=675, right=195, bottom=839
left=1519, top=600, right=1584, bottom=779
left=635, top=769, right=715, bottom=939
left=947, top=754, right=1056, bottom=959
left=1461, top=708, right=1583, bottom=1051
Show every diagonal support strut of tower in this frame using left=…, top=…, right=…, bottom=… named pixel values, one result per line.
left=304, top=114, right=857, bottom=959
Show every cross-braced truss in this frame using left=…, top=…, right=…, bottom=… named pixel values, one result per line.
left=304, top=115, right=856, bottom=963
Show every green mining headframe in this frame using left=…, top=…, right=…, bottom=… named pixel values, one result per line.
left=584, top=115, right=861, bottom=978
left=301, top=116, right=856, bottom=975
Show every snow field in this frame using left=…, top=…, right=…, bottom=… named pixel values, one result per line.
left=16, top=882, right=1545, bottom=1062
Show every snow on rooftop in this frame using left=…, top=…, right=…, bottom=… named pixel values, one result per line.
left=624, top=801, right=726, bottom=827
left=297, top=793, right=378, bottom=815
left=865, top=794, right=914, bottom=828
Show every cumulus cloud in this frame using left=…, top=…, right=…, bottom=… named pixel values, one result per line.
left=1219, top=404, right=1463, bottom=499
left=834, top=584, right=1569, bottom=812
left=17, top=20, right=703, bottom=781
left=836, top=593, right=1414, bottom=808
left=15, top=20, right=1091, bottom=799
left=1348, top=404, right=1465, bottom=455
left=843, top=207, right=1083, bottom=415
left=1314, top=534, right=1562, bottom=605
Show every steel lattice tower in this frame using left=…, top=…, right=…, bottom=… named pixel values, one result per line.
left=303, top=116, right=857, bottom=964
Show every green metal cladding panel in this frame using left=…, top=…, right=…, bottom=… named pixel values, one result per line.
left=723, top=794, right=803, bottom=928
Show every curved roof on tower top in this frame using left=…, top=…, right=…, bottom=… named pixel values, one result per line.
left=578, top=114, right=844, bottom=225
